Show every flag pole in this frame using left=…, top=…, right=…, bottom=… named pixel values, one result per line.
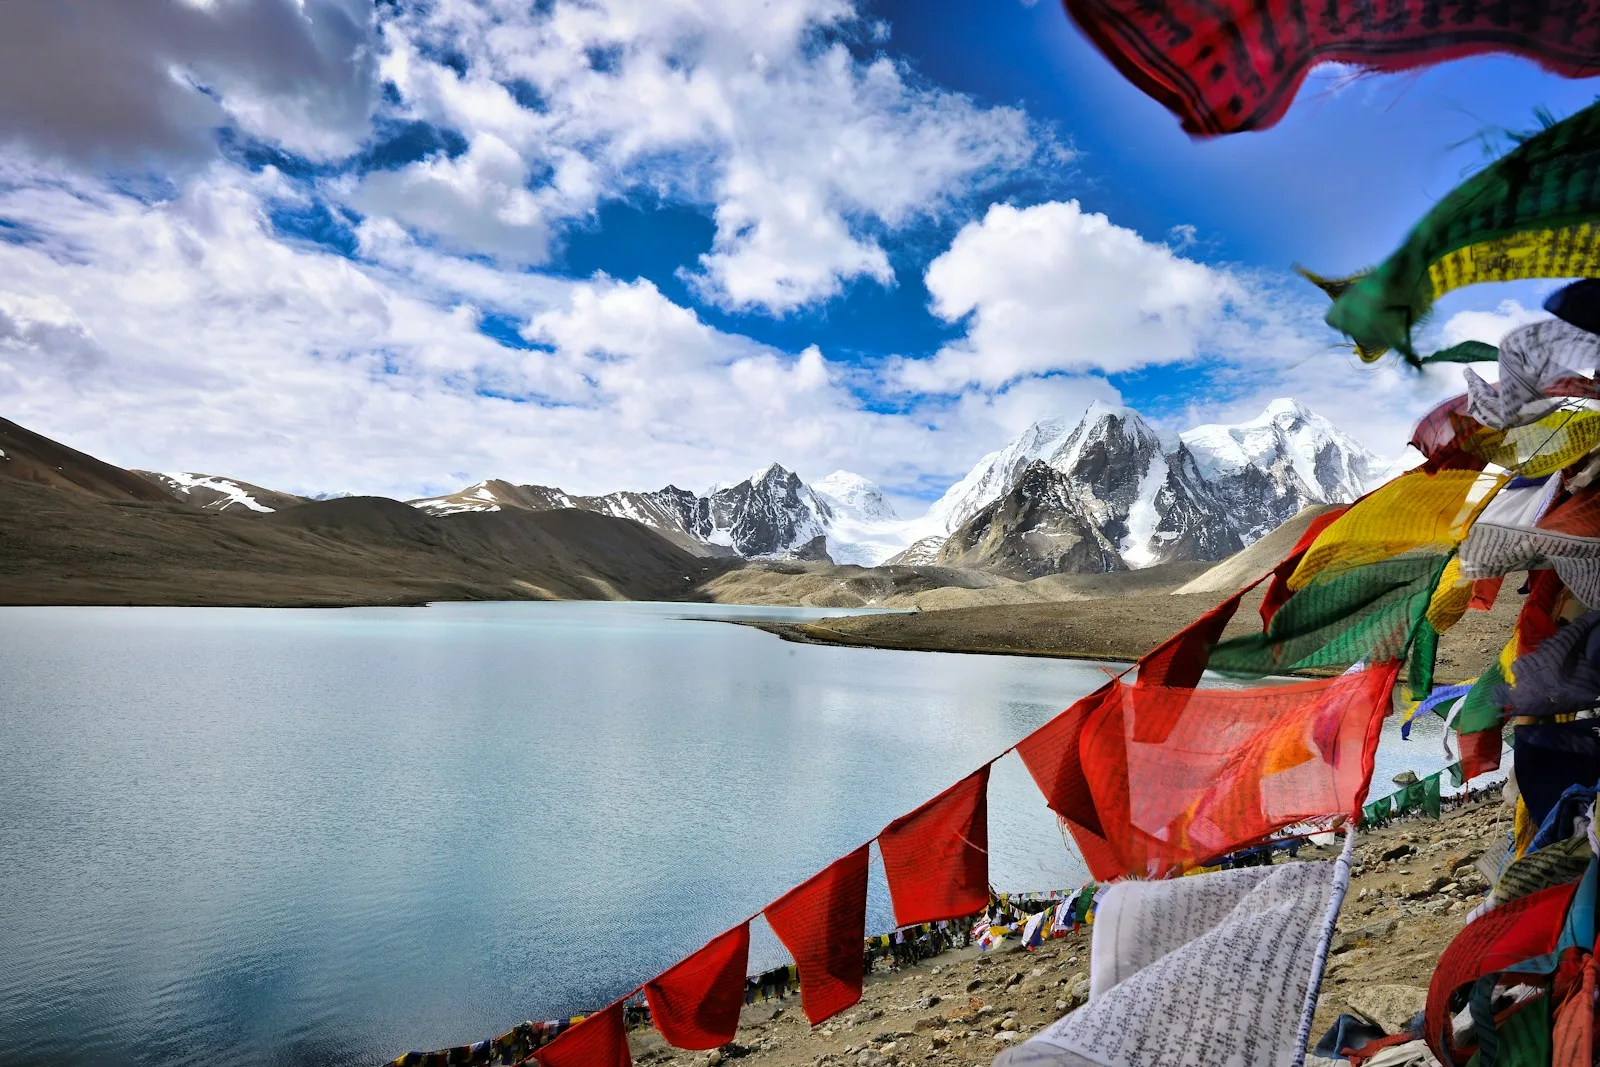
left=1290, top=822, right=1357, bottom=1066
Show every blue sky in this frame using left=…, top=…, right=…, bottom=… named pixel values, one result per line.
left=0, top=0, right=1592, bottom=509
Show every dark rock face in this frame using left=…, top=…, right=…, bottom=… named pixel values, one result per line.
left=411, top=466, right=834, bottom=561
left=687, top=466, right=830, bottom=559
left=941, top=410, right=1243, bottom=578
left=936, top=462, right=1126, bottom=579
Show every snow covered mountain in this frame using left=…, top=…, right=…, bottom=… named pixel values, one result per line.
left=809, top=470, right=913, bottom=566
left=1181, top=398, right=1381, bottom=542
left=934, top=404, right=1243, bottom=578
left=408, top=464, right=902, bottom=562
left=406, top=397, right=1375, bottom=575
left=914, top=399, right=1378, bottom=578
left=135, top=471, right=307, bottom=513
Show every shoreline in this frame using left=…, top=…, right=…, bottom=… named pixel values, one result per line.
left=734, top=618, right=1137, bottom=665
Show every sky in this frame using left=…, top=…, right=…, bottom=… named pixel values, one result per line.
left=0, top=0, right=1596, bottom=509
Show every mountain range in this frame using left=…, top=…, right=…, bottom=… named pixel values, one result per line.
left=401, top=398, right=1381, bottom=579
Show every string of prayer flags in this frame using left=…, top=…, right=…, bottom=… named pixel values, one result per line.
left=762, top=845, right=870, bottom=1025
left=1316, top=102, right=1600, bottom=362
left=642, top=925, right=749, bottom=1050
left=535, top=1002, right=631, bottom=1067
left=878, top=767, right=991, bottom=927
left=1053, top=0, right=1600, bottom=136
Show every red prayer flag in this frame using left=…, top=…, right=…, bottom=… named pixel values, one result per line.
left=1032, top=664, right=1396, bottom=880
left=1139, top=587, right=1248, bottom=689
left=643, top=924, right=750, bottom=1051
left=1468, top=576, right=1504, bottom=612
left=763, top=845, right=870, bottom=1025
left=1425, top=882, right=1578, bottom=1063
left=1458, top=727, right=1503, bottom=780
left=1059, top=0, right=1600, bottom=135
left=878, top=767, right=991, bottom=927
left=537, top=1001, right=631, bottom=1067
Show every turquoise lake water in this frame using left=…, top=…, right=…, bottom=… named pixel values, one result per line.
left=0, top=601, right=1451, bottom=1066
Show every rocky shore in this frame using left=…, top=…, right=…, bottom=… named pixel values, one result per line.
left=625, top=794, right=1509, bottom=1067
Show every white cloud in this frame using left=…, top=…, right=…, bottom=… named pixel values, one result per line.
left=360, top=0, right=1039, bottom=311
left=0, top=0, right=378, bottom=165
left=903, top=201, right=1235, bottom=391
left=1437, top=299, right=1549, bottom=347
left=0, top=162, right=1032, bottom=502
left=345, top=134, right=566, bottom=265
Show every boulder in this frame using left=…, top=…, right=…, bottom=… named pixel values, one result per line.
left=1345, top=985, right=1428, bottom=1033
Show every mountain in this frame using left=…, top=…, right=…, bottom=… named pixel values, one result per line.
left=0, top=417, right=178, bottom=503
left=921, top=417, right=1078, bottom=537
left=1180, top=398, right=1380, bottom=541
left=915, top=399, right=1375, bottom=578
left=809, top=470, right=910, bottom=566
left=934, top=404, right=1243, bottom=578
left=409, top=464, right=906, bottom=564
left=135, top=471, right=308, bottom=514
left=1, top=418, right=722, bottom=607
left=935, top=461, right=1126, bottom=578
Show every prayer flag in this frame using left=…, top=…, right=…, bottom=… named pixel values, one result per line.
left=763, top=845, right=870, bottom=1025
left=536, top=1001, right=631, bottom=1067
left=1022, top=664, right=1395, bottom=880
left=999, top=862, right=1343, bottom=1067
left=1261, top=507, right=1350, bottom=628
left=878, top=767, right=991, bottom=927
left=643, top=924, right=750, bottom=1050
left=1319, top=102, right=1600, bottom=361
left=1056, top=0, right=1600, bottom=136
left=876, top=767, right=985, bottom=927
left=1022, top=910, right=1046, bottom=951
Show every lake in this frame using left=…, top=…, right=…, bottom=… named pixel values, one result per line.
left=0, top=601, right=1453, bottom=1067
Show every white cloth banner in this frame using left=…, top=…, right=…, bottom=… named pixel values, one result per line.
left=1463, top=318, right=1600, bottom=430
left=996, top=861, right=1338, bottom=1067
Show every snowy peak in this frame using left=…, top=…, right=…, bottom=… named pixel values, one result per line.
left=812, top=470, right=898, bottom=522
left=136, top=471, right=307, bottom=514
left=1180, top=399, right=1380, bottom=541
left=923, top=415, right=1079, bottom=535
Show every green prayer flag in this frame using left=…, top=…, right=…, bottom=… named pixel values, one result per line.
left=1209, top=553, right=1447, bottom=676
left=1321, top=101, right=1600, bottom=362
left=1488, top=990, right=1553, bottom=1067
left=1448, top=762, right=1465, bottom=788
left=1456, top=660, right=1508, bottom=735
left=1407, top=617, right=1439, bottom=701
left=1420, top=340, right=1499, bottom=364
left=1422, top=773, right=1442, bottom=819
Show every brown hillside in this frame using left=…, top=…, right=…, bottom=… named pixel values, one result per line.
left=0, top=417, right=179, bottom=503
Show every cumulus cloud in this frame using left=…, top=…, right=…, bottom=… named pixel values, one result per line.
left=0, top=163, right=1053, bottom=501
left=360, top=0, right=1040, bottom=311
left=0, top=0, right=379, bottom=165
left=902, top=201, right=1236, bottom=391
left=1437, top=299, right=1549, bottom=347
